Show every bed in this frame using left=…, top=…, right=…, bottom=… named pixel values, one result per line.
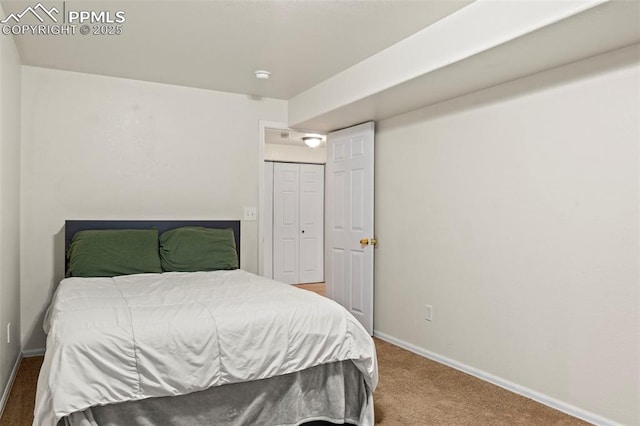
left=34, top=220, right=378, bottom=426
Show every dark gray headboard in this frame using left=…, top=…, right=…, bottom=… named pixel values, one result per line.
left=65, top=220, right=241, bottom=270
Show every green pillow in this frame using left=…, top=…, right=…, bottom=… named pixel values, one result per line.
left=67, top=229, right=163, bottom=277
left=159, top=227, right=239, bottom=272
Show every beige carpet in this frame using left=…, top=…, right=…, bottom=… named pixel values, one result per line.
left=373, top=338, right=586, bottom=425
left=1, top=356, right=41, bottom=426
left=1, top=340, right=587, bottom=425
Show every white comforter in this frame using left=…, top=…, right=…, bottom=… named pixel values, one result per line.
left=34, top=270, right=378, bottom=425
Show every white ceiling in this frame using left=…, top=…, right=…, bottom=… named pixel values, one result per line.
left=1, top=0, right=472, bottom=100
left=4, top=1, right=637, bottom=132
left=288, top=0, right=640, bottom=131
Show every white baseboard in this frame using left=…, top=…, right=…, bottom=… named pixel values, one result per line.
left=22, top=348, right=45, bottom=357
left=0, top=352, right=22, bottom=419
left=373, top=331, right=617, bottom=426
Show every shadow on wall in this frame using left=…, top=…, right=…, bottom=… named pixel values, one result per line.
left=22, top=228, right=65, bottom=352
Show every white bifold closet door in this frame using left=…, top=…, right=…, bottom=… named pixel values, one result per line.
left=273, top=162, right=324, bottom=284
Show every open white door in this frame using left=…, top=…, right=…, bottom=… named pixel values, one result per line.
left=325, top=122, right=375, bottom=335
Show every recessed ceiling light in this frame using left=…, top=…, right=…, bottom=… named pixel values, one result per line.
left=254, top=70, right=271, bottom=79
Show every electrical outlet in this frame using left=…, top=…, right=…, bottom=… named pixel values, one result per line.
left=243, top=207, right=257, bottom=221
left=425, top=305, right=433, bottom=322
left=6, top=323, right=10, bottom=344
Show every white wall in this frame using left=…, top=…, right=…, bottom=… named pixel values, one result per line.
left=21, top=67, right=287, bottom=350
left=264, top=143, right=326, bottom=164
left=375, top=45, right=639, bottom=425
left=0, top=4, right=22, bottom=404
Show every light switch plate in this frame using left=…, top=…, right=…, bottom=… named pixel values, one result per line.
left=425, top=305, right=433, bottom=322
left=243, top=207, right=257, bottom=221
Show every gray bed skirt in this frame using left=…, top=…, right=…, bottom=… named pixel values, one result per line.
left=60, top=360, right=368, bottom=426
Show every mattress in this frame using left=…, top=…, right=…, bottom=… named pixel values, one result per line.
left=34, top=270, right=378, bottom=425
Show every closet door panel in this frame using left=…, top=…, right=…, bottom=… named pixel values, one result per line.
left=299, top=164, right=324, bottom=284
left=273, top=163, right=300, bottom=284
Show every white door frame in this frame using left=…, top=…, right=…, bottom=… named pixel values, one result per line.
left=263, top=161, right=274, bottom=279
left=258, top=121, right=288, bottom=277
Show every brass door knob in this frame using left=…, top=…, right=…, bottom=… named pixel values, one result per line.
left=360, top=237, right=378, bottom=247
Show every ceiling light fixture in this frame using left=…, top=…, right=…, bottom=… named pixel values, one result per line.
left=254, top=70, right=271, bottom=79
left=302, top=136, right=322, bottom=149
